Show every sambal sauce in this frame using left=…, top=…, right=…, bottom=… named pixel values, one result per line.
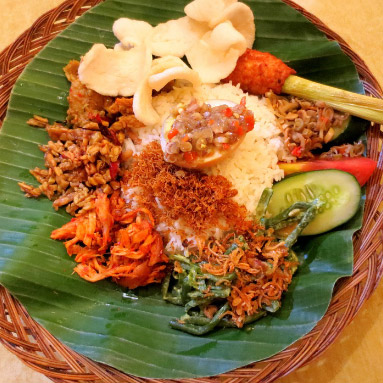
left=163, top=97, right=255, bottom=166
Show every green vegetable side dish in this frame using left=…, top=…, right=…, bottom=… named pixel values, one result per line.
left=163, top=169, right=360, bottom=336
left=163, top=194, right=320, bottom=335
left=0, top=0, right=369, bottom=379
left=266, top=170, right=361, bottom=235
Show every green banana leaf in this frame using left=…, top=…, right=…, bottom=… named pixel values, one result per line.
left=0, top=0, right=366, bottom=378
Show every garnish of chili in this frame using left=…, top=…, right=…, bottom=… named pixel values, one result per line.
left=168, top=128, right=179, bottom=140
left=184, top=151, right=198, bottom=162
left=291, top=146, right=302, bottom=157
left=109, top=161, right=120, bottom=179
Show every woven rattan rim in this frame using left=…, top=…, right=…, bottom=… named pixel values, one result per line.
left=0, top=1, right=382, bottom=382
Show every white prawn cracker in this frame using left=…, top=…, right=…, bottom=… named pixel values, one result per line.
left=210, top=2, right=255, bottom=48
left=133, top=56, right=201, bottom=126
left=184, top=0, right=237, bottom=24
left=186, top=21, right=247, bottom=83
left=113, top=18, right=153, bottom=48
left=78, top=44, right=151, bottom=97
left=151, top=16, right=208, bottom=58
left=148, top=60, right=201, bottom=91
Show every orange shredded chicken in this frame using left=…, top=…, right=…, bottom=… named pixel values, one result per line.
left=51, top=191, right=168, bottom=289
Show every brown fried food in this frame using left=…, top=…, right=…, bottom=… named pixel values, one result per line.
left=223, top=49, right=296, bottom=95
left=110, top=115, right=145, bottom=131
left=20, top=61, right=142, bottom=216
left=26, top=115, right=49, bottom=128
left=64, top=63, right=144, bottom=130
left=107, top=97, right=134, bottom=115
left=18, top=182, right=42, bottom=198
left=45, top=124, right=95, bottom=141
left=108, top=98, right=145, bottom=130
left=64, top=60, right=113, bottom=128
left=20, top=120, right=124, bottom=215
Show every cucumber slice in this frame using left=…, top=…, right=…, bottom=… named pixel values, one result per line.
left=267, top=169, right=361, bottom=235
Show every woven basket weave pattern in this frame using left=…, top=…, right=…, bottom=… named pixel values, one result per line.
left=0, top=1, right=382, bottom=382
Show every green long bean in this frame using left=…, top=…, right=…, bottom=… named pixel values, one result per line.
left=163, top=192, right=319, bottom=336
left=262, top=199, right=323, bottom=248
left=180, top=309, right=267, bottom=328
left=224, top=235, right=249, bottom=255
left=169, top=303, right=230, bottom=335
left=256, top=188, right=273, bottom=222
left=284, top=199, right=323, bottom=248
left=263, top=201, right=316, bottom=229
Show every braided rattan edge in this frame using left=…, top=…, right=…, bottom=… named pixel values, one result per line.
left=0, top=1, right=382, bottom=382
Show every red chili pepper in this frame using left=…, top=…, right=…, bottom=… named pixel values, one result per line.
left=240, top=96, right=247, bottom=106
left=168, top=128, right=179, bottom=140
left=110, top=161, right=120, bottom=180
left=109, top=130, right=119, bottom=145
left=183, top=151, right=198, bottom=163
left=291, top=146, right=302, bottom=157
left=245, top=114, right=255, bottom=131
left=278, top=157, right=377, bottom=187
left=320, top=116, right=329, bottom=124
left=224, top=107, right=233, bottom=117
left=232, top=120, right=244, bottom=135
left=95, top=114, right=103, bottom=124
left=222, top=143, right=231, bottom=150
left=89, top=113, right=110, bottom=125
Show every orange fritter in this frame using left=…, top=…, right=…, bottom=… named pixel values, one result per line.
left=223, top=49, right=296, bottom=95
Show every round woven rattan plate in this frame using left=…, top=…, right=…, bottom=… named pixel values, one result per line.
left=0, top=1, right=382, bottom=382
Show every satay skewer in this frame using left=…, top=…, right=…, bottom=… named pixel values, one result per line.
left=225, top=49, right=383, bottom=124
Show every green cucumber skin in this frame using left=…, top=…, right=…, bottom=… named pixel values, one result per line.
left=267, top=170, right=361, bottom=235
left=327, top=116, right=369, bottom=147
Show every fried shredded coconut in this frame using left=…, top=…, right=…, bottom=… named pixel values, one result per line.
left=51, top=191, right=168, bottom=289
left=123, top=142, right=248, bottom=233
